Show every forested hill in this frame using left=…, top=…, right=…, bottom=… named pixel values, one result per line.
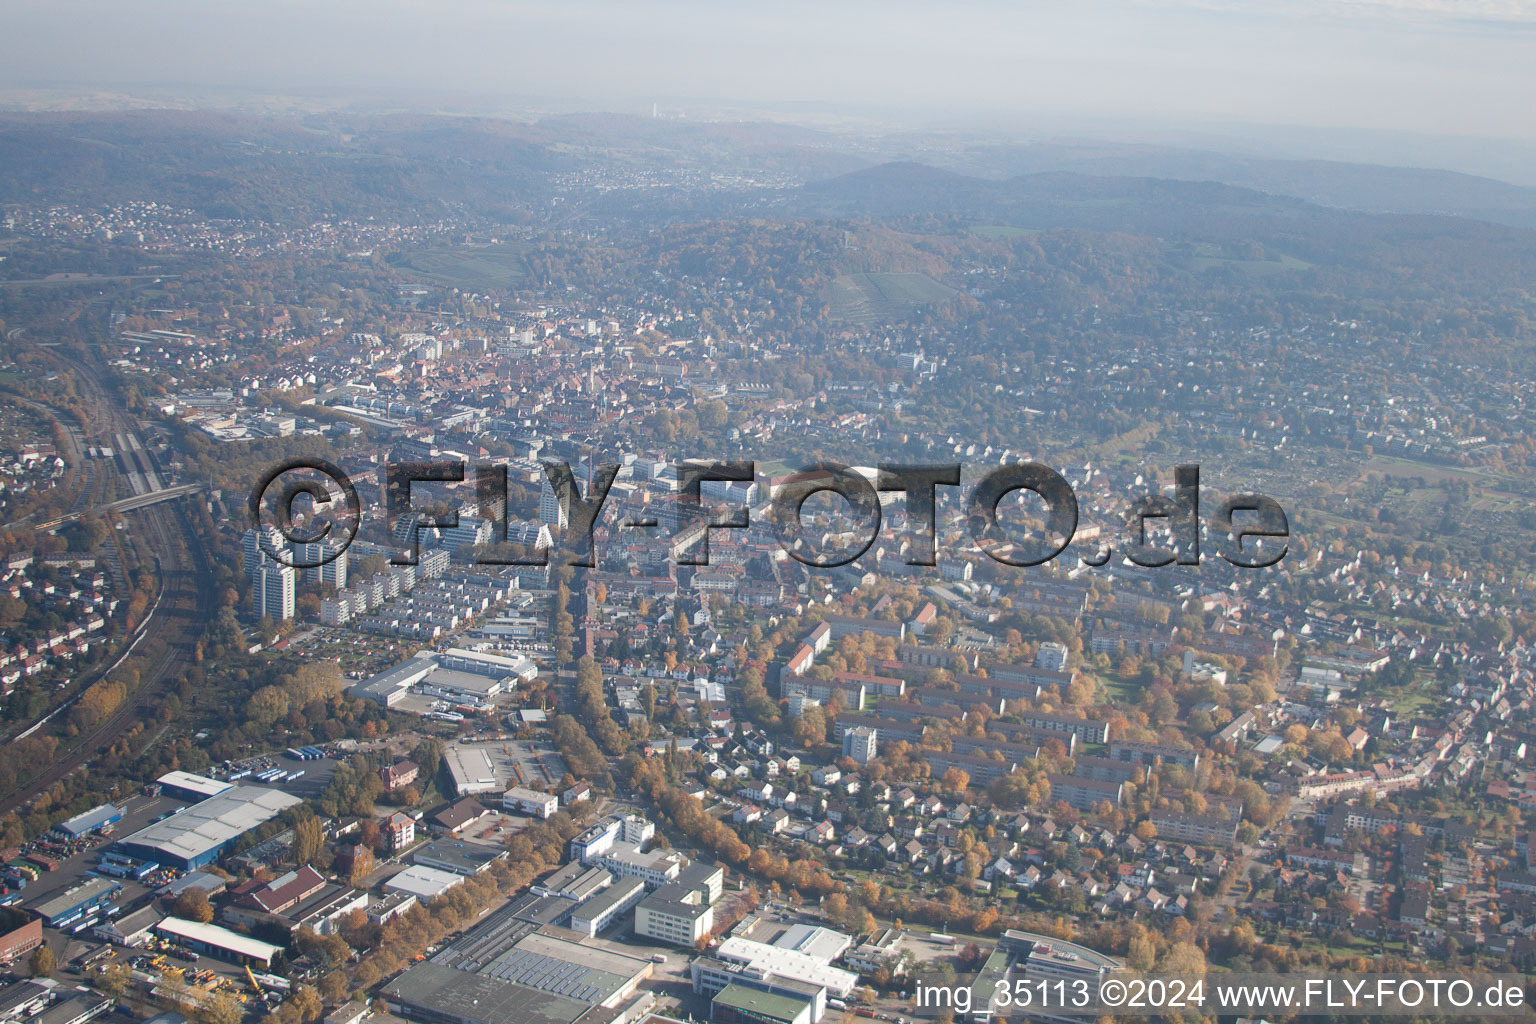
left=3, top=110, right=1535, bottom=313
left=946, top=141, right=1536, bottom=230
left=791, top=162, right=1536, bottom=301
left=0, top=111, right=566, bottom=223
left=5, top=109, right=1536, bottom=230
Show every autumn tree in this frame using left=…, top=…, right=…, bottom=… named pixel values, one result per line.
left=293, top=817, right=325, bottom=865
left=171, top=887, right=215, bottom=923
left=349, top=846, right=376, bottom=886
left=29, top=943, right=55, bottom=977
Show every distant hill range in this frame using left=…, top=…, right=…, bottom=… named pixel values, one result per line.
left=4, top=110, right=1535, bottom=230
left=945, top=140, right=1536, bottom=230
left=792, top=160, right=1536, bottom=299
left=2, top=108, right=1536, bottom=305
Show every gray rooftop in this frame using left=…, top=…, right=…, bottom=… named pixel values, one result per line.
left=572, top=877, right=645, bottom=923
left=117, top=786, right=303, bottom=860
left=382, top=962, right=620, bottom=1024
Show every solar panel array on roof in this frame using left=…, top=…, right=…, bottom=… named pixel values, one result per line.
left=484, top=948, right=604, bottom=1003
left=431, top=897, right=539, bottom=970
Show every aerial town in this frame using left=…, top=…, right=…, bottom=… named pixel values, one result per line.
left=1, top=19, right=1535, bottom=1024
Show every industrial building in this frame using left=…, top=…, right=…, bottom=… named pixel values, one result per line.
left=634, top=883, right=713, bottom=946
left=709, top=936, right=858, bottom=999
left=593, top=842, right=686, bottom=889
left=966, top=930, right=1121, bottom=1024
left=473, top=931, right=651, bottom=1006
left=383, top=865, right=465, bottom=901
left=503, top=786, right=558, bottom=818
left=676, top=861, right=725, bottom=904
left=691, top=923, right=860, bottom=1017
left=570, top=815, right=655, bottom=864
left=33, top=993, right=111, bottom=1024
left=114, top=786, right=304, bottom=869
left=382, top=962, right=621, bottom=1024
left=415, top=668, right=505, bottom=703
left=155, top=770, right=234, bottom=802
left=159, top=870, right=228, bottom=901
left=443, top=746, right=500, bottom=796
left=385, top=892, right=653, bottom=1024
left=411, top=840, right=507, bottom=877
left=54, top=803, right=123, bottom=838
left=569, top=877, right=646, bottom=937
left=30, top=877, right=122, bottom=927
left=94, top=906, right=163, bottom=946
left=439, top=647, right=538, bottom=682
left=154, top=917, right=283, bottom=968
left=711, top=984, right=815, bottom=1024
left=223, top=865, right=369, bottom=935
left=533, top=862, right=612, bottom=902
left=350, top=646, right=534, bottom=710
left=349, top=653, right=438, bottom=707
left=0, top=982, right=54, bottom=1021
left=0, top=907, right=42, bottom=963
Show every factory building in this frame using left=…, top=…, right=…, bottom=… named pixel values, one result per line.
left=114, top=786, right=304, bottom=870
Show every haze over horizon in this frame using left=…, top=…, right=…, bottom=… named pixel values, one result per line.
left=3, top=0, right=1535, bottom=183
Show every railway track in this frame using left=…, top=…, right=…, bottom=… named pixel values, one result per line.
left=0, top=346, right=216, bottom=815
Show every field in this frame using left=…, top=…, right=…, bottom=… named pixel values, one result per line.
left=1186, top=242, right=1312, bottom=276
left=970, top=224, right=1043, bottom=239
left=389, top=244, right=528, bottom=291
left=826, top=271, right=958, bottom=324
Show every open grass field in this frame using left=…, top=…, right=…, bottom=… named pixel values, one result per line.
left=970, top=224, right=1043, bottom=239
left=1098, top=674, right=1140, bottom=705
left=1362, top=455, right=1489, bottom=487
left=1186, top=242, right=1312, bottom=276
left=390, top=243, right=528, bottom=291
left=826, top=271, right=958, bottom=323
left=1389, top=688, right=1436, bottom=717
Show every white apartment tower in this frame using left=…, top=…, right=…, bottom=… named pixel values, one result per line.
left=1036, top=641, right=1070, bottom=672
left=255, top=562, right=296, bottom=622
left=842, top=725, right=878, bottom=765
left=242, top=525, right=285, bottom=579
left=295, top=539, right=349, bottom=588
left=539, top=474, right=567, bottom=529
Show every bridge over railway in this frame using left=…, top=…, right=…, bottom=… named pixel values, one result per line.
left=34, top=482, right=203, bottom=531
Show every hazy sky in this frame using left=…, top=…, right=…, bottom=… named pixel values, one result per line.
left=3, top=0, right=1534, bottom=141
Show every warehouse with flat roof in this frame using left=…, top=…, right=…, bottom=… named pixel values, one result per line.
left=350, top=653, right=438, bottom=707
left=383, top=865, right=465, bottom=901
left=54, top=803, right=123, bottom=838
left=711, top=984, right=814, bottom=1024
left=155, top=917, right=282, bottom=967
left=443, top=745, right=500, bottom=795
left=114, top=786, right=304, bottom=869
left=410, top=840, right=506, bottom=877
left=156, top=771, right=234, bottom=802
left=439, top=647, right=538, bottom=681
left=475, top=931, right=651, bottom=1007
left=382, top=962, right=621, bottom=1024
left=30, top=877, right=122, bottom=927
left=570, top=876, right=646, bottom=937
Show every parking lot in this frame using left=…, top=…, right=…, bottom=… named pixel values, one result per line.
left=446, top=738, right=568, bottom=793
left=17, top=791, right=189, bottom=909
left=222, top=750, right=343, bottom=802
